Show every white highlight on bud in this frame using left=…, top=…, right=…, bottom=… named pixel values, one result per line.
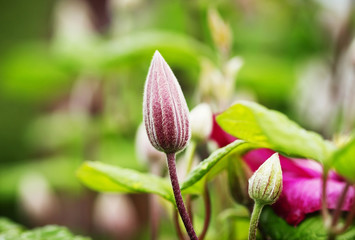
left=248, top=153, right=283, bottom=205
left=189, top=103, right=213, bottom=141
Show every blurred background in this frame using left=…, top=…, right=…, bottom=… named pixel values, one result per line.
left=0, top=0, right=354, bottom=239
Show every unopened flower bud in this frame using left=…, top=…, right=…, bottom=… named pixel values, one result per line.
left=248, top=153, right=283, bottom=205
left=190, top=103, right=213, bottom=141
left=143, top=51, right=190, bottom=154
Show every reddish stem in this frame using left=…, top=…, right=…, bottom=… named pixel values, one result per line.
left=174, top=210, right=187, bottom=240
left=341, top=195, right=355, bottom=232
left=331, top=182, right=350, bottom=227
left=167, top=153, right=198, bottom=240
left=186, top=195, right=193, bottom=225
left=198, top=183, right=211, bottom=240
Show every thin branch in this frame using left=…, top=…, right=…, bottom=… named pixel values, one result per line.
left=198, top=183, right=211, bottom=240
left=186, top=195, right=194, bottom=225
left=340, top=194, right=355, bottom=232
left=331, top=182, right=350, bottom=227
left=174, top=210, right=186, bottom=240
left=333, top=185, right=355, bottom=235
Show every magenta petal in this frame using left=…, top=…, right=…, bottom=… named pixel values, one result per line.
left=243, top=149, right=321, bottom=178
left=243, top=149, right=355, bottom=225
left=274, top=176, right=355, bottom=225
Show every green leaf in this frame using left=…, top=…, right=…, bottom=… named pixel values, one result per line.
left=0, top=218, right=90, bottom=240
left=331, top=137, right=355, bottom=183
left=77, top=162, right=174, bottom=204
left=260, top=207, right=355, bottom=240
left=217, top=101, right=332, bottom=163
left=181, top=140, right=248, bottom=194
left=19, top=226, right=90, bottom=240
left=78, top=141, right=249, bottom=201
left=0, top=218, right=24, bottom=239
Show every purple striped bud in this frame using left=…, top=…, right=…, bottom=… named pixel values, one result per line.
left=143, top=51, right=190, bottom=154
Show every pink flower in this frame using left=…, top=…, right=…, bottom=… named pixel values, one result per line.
left=211, top=116, right=355, bottom=225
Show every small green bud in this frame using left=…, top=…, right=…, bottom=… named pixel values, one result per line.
left=248, top=153, right=283, bottom=205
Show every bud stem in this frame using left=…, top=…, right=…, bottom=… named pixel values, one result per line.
left=248, top=201, right=264, bottom=240
left=167, top=153, right=198, bottom=240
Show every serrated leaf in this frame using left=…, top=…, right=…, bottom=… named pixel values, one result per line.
left=331, top=137, right=355, bottom=183
left=77, top=162, right=175, bottom=204
left=217, top=101, right=332, bottom=163
left=181, top=140, right=247, bottom=194
left=260, top=207, right=355, bottom=240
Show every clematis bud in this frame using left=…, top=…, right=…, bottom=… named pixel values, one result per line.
left=248, top=153, right=283, bottom=205
left=143, top=51, right=190, bottom=154
left=190, top=103, right=213, bottom=141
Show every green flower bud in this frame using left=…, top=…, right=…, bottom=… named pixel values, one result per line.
left=248, top=153, right=283, bottom=205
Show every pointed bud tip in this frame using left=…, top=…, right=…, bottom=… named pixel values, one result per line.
left=153, top=50, right=162, bottom=58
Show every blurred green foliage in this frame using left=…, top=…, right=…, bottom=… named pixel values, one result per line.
left=0, top=0, right=347, bottom=239
left=0, top=218, right=90, bottom=240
